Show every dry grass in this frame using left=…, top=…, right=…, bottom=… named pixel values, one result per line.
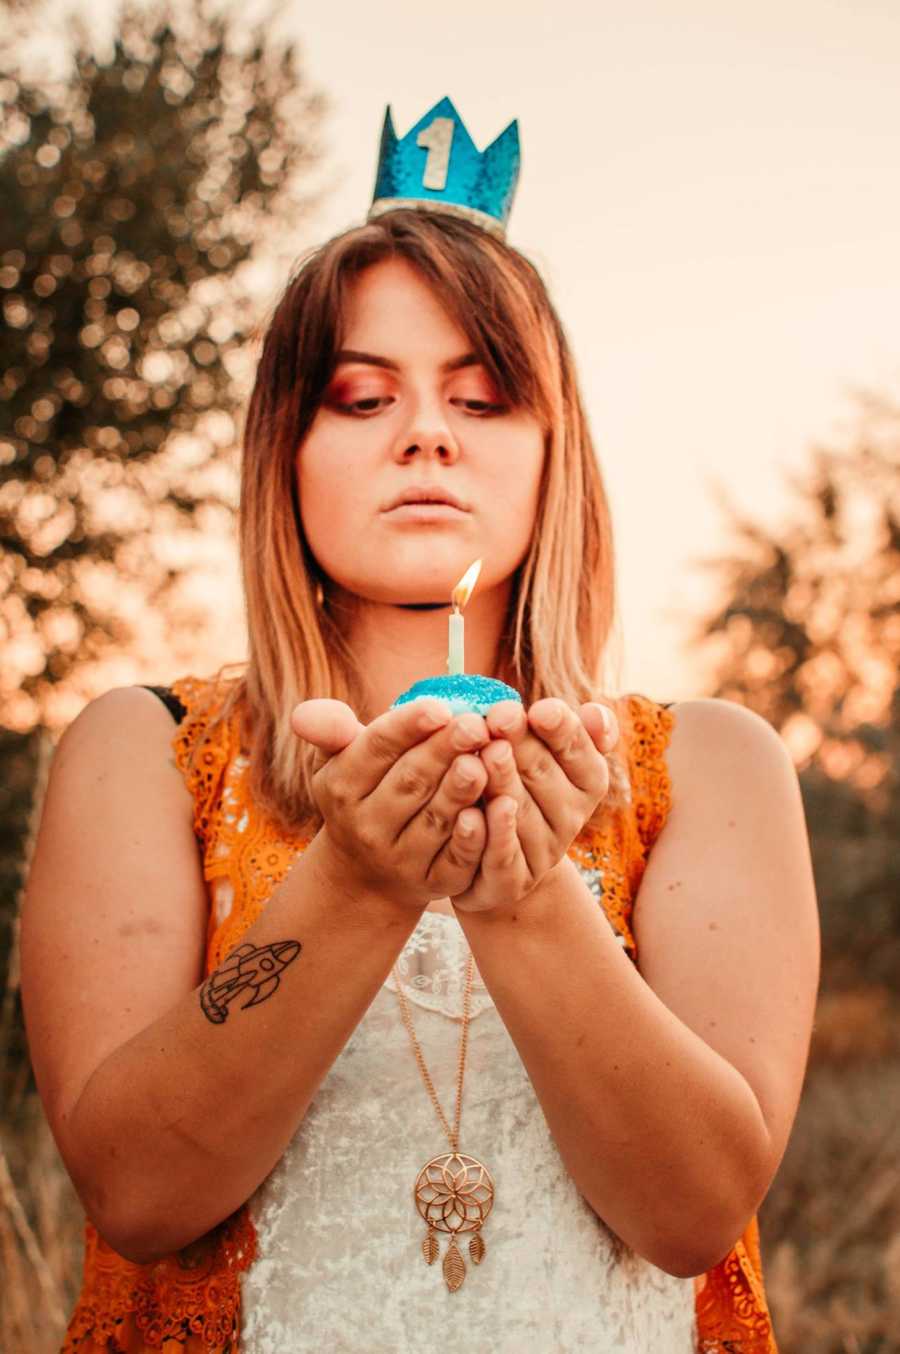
left=0, top=1096, right=83, bottom=1352
left=758, top=992, right=900, bottom=1354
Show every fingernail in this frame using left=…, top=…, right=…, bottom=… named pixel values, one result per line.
left=453, top=718, right=484, bottom=749
left=419, top=702, right=450, bottom=731
left=541, top=705, right=564, bottom=729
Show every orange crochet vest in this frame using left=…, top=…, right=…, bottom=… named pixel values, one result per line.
left=62, top=677, right=778, bottom=1353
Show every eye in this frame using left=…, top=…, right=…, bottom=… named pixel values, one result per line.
left=452, top=399, right=509, bottom=416
left=329, top=396, right=394, bottom=416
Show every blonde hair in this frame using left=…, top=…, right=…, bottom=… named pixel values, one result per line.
left=196, top=208, right=628, bottom=839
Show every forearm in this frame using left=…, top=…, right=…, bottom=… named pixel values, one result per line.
left=454, top=857, right=771, bottom=1277
left=65, top=831, right=423, bottom=1264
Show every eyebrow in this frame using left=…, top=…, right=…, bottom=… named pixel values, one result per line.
left=333, top=349, right=481, bottom=373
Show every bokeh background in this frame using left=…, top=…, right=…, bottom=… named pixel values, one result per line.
left=1, top=0, right=898, bottom=1349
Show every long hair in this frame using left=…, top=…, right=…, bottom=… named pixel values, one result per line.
left=194, top=207, right=628, bottom=839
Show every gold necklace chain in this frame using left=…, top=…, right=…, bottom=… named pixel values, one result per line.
left=391, top=929, right=495, bottom=1291
left=392, top=941, right=475, bottom=1148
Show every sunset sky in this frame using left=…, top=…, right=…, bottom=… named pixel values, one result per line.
left=34, top=0, right=900, bottom=701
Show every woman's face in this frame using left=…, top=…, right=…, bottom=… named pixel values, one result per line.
left=296, top=257, right=546, bottom=610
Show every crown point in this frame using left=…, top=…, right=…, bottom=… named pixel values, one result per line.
left=368, top=96, right=521, bottom=237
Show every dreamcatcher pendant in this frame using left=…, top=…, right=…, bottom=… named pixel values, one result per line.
left=414, top=1150, right=495, bottom=1291
left=393, top=944, right=492, bottom=1291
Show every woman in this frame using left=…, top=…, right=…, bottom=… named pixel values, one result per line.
left=21, top=101, right=819, bottom=1352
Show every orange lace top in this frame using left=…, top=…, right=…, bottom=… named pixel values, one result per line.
left=62, top=678, right=778, bottom=1353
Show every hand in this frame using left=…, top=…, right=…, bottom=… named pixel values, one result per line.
left=289, top=698, right=493, bottom=911
left=448, top=698, right=619, bottom=915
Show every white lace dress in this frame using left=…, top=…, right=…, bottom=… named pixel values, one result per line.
left=239, top=902, right=698, bottom=1354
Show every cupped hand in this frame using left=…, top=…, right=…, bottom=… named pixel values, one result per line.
left=448, top=698, right=620, bottom=915
left=289, top=698, right=493, bottom=910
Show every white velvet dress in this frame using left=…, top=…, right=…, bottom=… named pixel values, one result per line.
left=239, top=896, right=698, bottom=1353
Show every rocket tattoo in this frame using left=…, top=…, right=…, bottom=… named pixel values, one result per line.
left=199, top=940, right=301, bottom=1025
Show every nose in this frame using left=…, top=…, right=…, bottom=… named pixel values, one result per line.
left=394, top=392, right=460, bottom=463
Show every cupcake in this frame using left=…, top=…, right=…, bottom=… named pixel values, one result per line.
left=391, top=673, right=522, bottom=717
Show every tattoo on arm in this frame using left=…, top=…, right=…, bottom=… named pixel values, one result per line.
left=199, top=940, right=302, bottom=1025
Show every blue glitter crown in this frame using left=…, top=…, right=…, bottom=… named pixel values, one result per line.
left=368, top=96, right=521, bottom=239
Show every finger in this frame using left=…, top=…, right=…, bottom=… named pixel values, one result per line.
left=397, top=748, right=487, bottom=860
left=336, top=699, right=455, bottom=798
left=579, top=701, right=619, bottom=753
left=485, top=700, right=527, bottom=744
left=526, top=698, right=610, bottom=797
left=291, top=700, right=366, bottom=772
left=478, top=736, right=545, bottom=875
left=429, top=803, right=487, bottom=895
left=479, top=795, right=529, bottom=885
left=480, top=736, right=529, bottom=811
left=378, top=711, right=490, bottom=828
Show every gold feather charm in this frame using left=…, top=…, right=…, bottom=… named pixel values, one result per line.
left=443, top=1239, right=466, bottom=1292
left=422, top=1229, right=439, bottom=1265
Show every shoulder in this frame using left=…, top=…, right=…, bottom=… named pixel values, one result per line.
left=57, top=684, right=186, bottom=758
left=663, top=696, right=793, bottom=790
left=36, top=681, right=206, bottom=854
left=616, top=692, right=781, bottom=746
left=63, top=676, right=236, bottom=755
left=666, top=694, right=779, bottom=731
left=51, top=685, right=197, bottom=812
left=612, top=694, right=795, bottom=849
left=616, top=699, right=808, bottom=843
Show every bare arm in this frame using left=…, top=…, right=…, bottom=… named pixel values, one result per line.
left=453, top=697, right=820, bottom=1277
left=64, top=837, right=421, bottom=1264
left=20, top=687, right=489, bottom=1264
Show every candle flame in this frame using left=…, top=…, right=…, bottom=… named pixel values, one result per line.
left=452, top=559, right=483, bottom=611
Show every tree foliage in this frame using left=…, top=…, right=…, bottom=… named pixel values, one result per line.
left=0, top=0, right=324, bottom=732
left=691, top=391, right=900, bottom=986
left=0, top=0, right=325, bottom=1101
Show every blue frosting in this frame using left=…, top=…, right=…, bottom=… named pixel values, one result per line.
left=391, top=673, right=522, bottom=716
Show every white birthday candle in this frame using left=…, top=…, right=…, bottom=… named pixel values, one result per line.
left=447, top=559, right=483, bottom=676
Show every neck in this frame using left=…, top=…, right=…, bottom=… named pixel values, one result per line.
left=329, top=582, right=512, bottom=723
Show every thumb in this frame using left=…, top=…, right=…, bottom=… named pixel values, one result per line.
left=290, top=699, right=365, bottom=766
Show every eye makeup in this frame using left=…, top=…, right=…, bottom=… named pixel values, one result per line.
left=323, top=368, right=507, bottom=413
left=325, top=378, right=390, bottom=407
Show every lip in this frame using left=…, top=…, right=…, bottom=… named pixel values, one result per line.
left=381, top=503, right=469, bottom=522
left=383, top=485, right=469, bottom=511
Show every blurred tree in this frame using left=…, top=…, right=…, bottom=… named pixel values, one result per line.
left=0, top=0, right=325, bottom=1093
left=686, top=391, right=900, bottom=988
left=0, top=725, right=48, bottom=1107
left=0, top=0, right=325, bottom=734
